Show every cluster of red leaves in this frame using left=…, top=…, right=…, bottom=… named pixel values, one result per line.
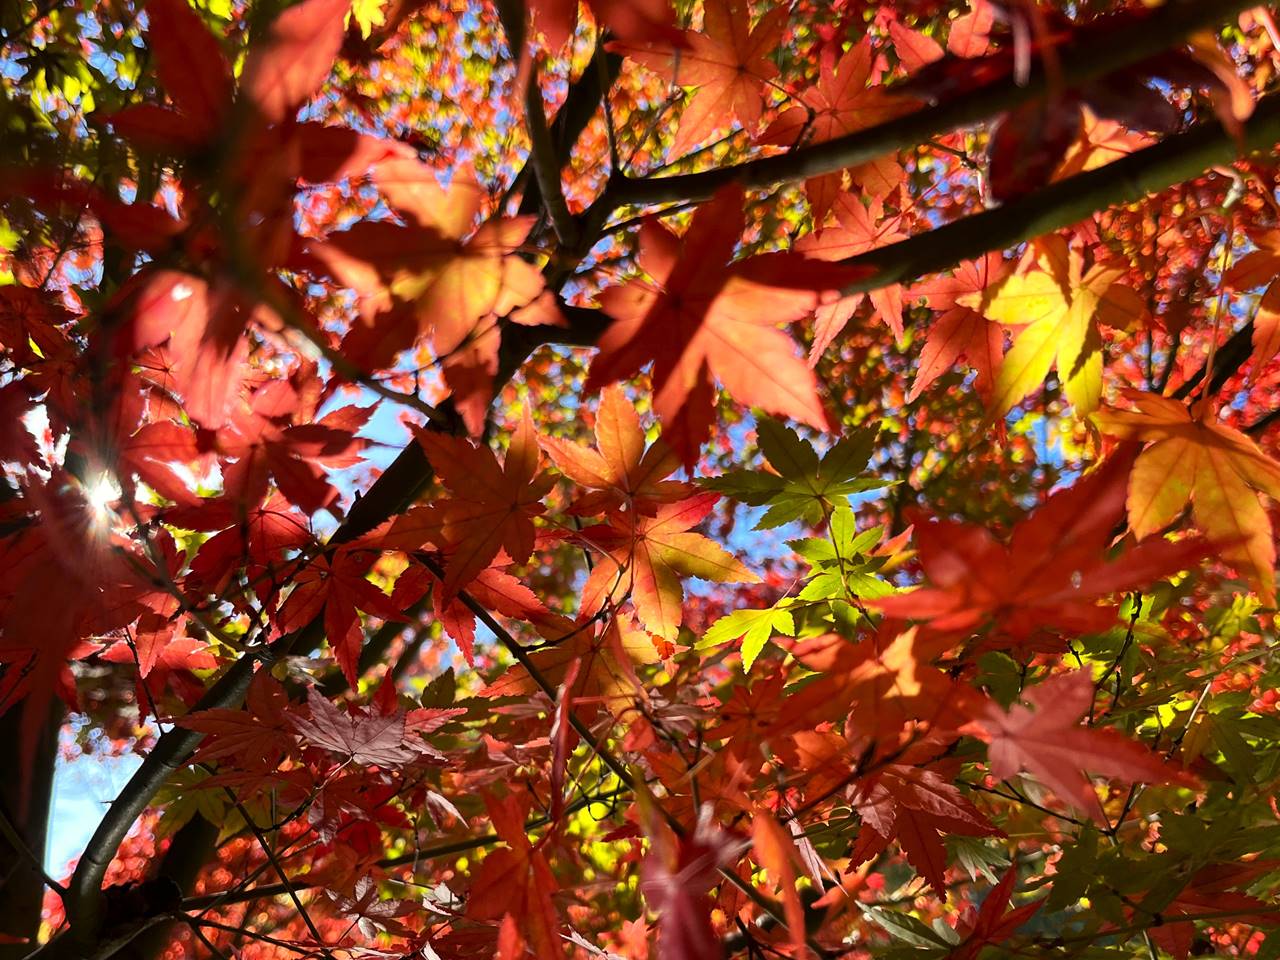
left=4, top=1, right=1280, bottom=959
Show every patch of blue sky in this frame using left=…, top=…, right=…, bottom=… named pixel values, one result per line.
left=44, top=722, right=145, bottom=878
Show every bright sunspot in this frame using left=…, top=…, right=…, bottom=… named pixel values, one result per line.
left=86, top=473, right=121, bottom=521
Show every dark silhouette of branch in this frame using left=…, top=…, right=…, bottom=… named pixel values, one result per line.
left=604, top=0, right=1259, bottom=208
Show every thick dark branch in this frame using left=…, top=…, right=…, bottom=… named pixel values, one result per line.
left=521, top=96, right=1280, bottom=358
left=836, top=95, right=1280, bottom=295
left=608, top=0, right=1258, bottom=208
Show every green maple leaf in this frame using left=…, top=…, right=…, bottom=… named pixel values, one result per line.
left=702, top=418, right=887, bottom=528
left=698, top=607, right=796, bottom=671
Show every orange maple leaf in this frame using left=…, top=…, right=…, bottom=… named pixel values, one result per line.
left=763, top=38, right=913, bottom=219
left=312, top=159, right=559, bottom=434
left=390, top=413, right=552, bottom=596
left=1093, top=389, right=1280, bottom=600
left=796, top=192, right=908, bottom=349
left=577, top=492, right=759, bottom=641
left=609, top=0, right=788, bottom=154
left=467, top=792, right=562, bottom=960
left=538, top=384, right=692, bottom=515
left=908, top=252, right=1008, bottom=402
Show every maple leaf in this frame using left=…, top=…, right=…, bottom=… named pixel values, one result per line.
left=241, top=0, right=352, bottom=123
left=467, top=792, right=562, bottom=960
left=538, top=383, right=692, bottom=515
left=699, top=606, right=796, bottom=672
left=609, top=0, right=789, bottom=154
left=1093, top=390, right=1280, bottom=601
left=796, top=192, right=908, bottom=349
left=777, top=627, right=963, bottom=748
left=324, top=875, right=417, bottom=939
left=1134, top=862, right=1280, bottom=960
left=578, top=492, right=759, bottom=641
left=586, top=185, right=866, bottom=466
left=529, top=0, right=681, bottom=51
left=852, top=765, right=999, bottom=893
left=966, top=670, right=1197, bottom=820
left=214, top=385, right=371, bottom=515
left=289, top=688, right=426, bottom=768
left=957, top=236, right=1146, bottom=415
left=181, top=670, right=297, bottom=770
left=908, top=253, right=1008, bottom=403
left=308, top=161, right=546, bottom=429
left=115, top=270, right=252, bottom=428
left=1222, top=229, right=1280, bottom=380
left=394, top=412, right=552, bottom=596
left=181, top=493, right=313, bottom=596
left=752, top=812, right=807, bottom=956
left=639, top=801, right=744, bottom=960
left=391, top=557, right=559, bottom=665
left=763, top=39, right=913, bottom=219
left=889, top=20, right=945, bottom=74
left=139, top=0, right=233, bottom=144
left=873, top=453, right=1208, bottom=648
left=946, top=867, right=1044, bottom=960
left=275, top=545, right=405, bottom=687
left=702, top=417, right=884, bottom=529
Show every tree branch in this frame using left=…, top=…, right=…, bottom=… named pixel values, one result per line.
left=606, top=0, right=1258, bottom=209
left=50, top=6, right=1280, bottom=948
left=495, top=0, right=580, bottom=247
left=178, top=785, right=630, bottom=915
left=833, top=94, right=1280, bottom=296
left=518, top=96, right=1280, bottom=360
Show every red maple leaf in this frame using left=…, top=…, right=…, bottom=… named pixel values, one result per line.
left=529, top=0, right=681, bottom=50
left=467, top=792, right=562, bottom=960
left=873, top=452, right=1208, bottom=650
left=386, top=413, right=552, bottom=596
left=852, top=765, right=1000, bottom=893
left=946, top=867, right=1044, bottom=960
left=965, top=670, right=1198, bottom=820
left=211, top=388, right=371, bottom=516
left=181, top=670, right=297, bottom=770
left=275, top=545, right=405, bottom=686
left=796, top=192, right=909, bottom=350
left=1134, top=862, right=1280, bottom=960
left=586, top=186, right=866, bottom=465
left=289, top=688, right=431, bottom=768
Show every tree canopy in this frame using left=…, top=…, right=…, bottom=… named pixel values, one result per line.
left=4, top=1, right=1280, bottom=958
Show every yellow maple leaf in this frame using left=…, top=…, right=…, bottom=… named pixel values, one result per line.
left=959, top=236, right=1146, bottom=416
